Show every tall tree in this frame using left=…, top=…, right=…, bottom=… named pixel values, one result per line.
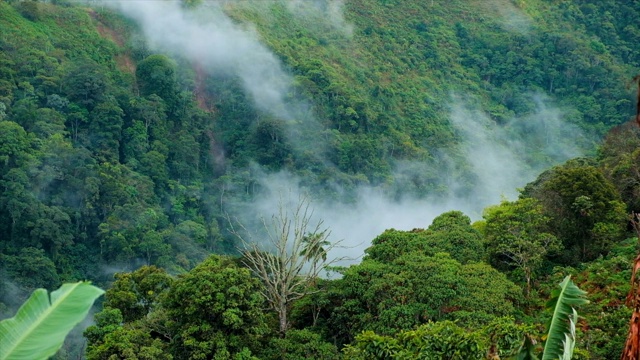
left=135, top=55, right=178, bottom=108
left=482, top=198, right=562, bottom=296
left=522, top=160, right=627, bottom=263
left=164, top=255, right=267, bottom=359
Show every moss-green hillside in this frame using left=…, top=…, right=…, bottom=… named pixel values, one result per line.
left=220, top=0, right=638, bottom=191
left=2, top=0, right=640, bottom=359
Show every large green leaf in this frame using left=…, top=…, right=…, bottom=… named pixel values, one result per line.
left=541, top=276, right=588, bottom=360
left=0, top=282, right=104, bottom=360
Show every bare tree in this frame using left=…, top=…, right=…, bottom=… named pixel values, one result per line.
left=232, top=196, right=342, bottom=335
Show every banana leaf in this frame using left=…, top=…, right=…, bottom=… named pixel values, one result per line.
left=0, top=282, right=104, bottom=360
left=541, top=276, right=588, bottom=360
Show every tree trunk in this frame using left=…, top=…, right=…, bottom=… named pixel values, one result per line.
left=278, top=306, right=288, bottom=337
left=525, top=267, right=532, bottom=298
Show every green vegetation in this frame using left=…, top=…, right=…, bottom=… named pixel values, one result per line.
left=222, top=0, right=638, bottom=192
left=85, top=259, right=268, bottom=359
left=0, top=0, right=640, bottom=358
left=0, top=0, right=227, bottom=307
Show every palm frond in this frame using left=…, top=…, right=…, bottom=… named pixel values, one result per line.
left=541, top=276, right=588, bottom=360
left=0, top=282, right=104, bottom=360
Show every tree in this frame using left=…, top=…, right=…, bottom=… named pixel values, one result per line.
left=16, top=0, right=41, bottom=22
left=260, top=329, right=340, bottom=360
left=1, top=247, right=60, bottom=292
left=453, top=262, right=521, bottom=325
left=599, top=122, right=640, bottom=212
left=425, top=211, right=486, bottom=263
left=62, top=61, right=110, bottom=109
left=482, top=198, right=562, bottom=296
left=344, top=276, right=587, bottom=360
left=527, top=160, right=627, bottom=263
left=89, top=97, right=124, bottom=162
left=85, top=256, right=267, bottom=360
left=103, top=266, right=173, bottom=323
left=342, top=321, right=489, bottom=360
left=235, top=196, right=341, bottom=335
left=364, top=211, right=484, bottom=265
left=135, top=55, right=177, bottom=106
left=86, top=326, right=171, bottom=360
left=324, top=252, right=519, bottom=344
left=252, top=118, right=292, bottom=169
left=163, top=255, right=267, bottom=359
left=0, top=121, right=32, bottom=174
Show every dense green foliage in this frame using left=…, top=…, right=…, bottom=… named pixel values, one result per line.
left=1, top=0, right=640, bottom=358
left=521, top=159, right=628, bottom=263
left=85, top=258, right=269, bottom=359
left=223, top=0, right=638, bottom=192
left=366, top=211, right=485, bottom=264
left=481, top=198, right=561, bottom=295
left=343, top=318, right=533, bottom=360
left=0, top=1, right=227, bottom=310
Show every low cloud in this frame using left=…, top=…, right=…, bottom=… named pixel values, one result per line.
left=285, top=0, right=354, bottom=37
left=106, top=1, right=295, bottom=117
left=98, top=1, right=588, bottom=264
left=227, top=94, right=589, bottom=264
left=483, top=0, right=532, bottom=35
left=226, top=170, right=472, bottom=266
left=449, top=93, right=588, bottom=205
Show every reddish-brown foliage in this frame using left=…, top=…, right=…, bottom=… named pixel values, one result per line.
left=621, top=213, right=640, bottom=360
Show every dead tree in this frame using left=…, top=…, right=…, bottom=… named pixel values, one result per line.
left=232, top=195, right=343, bottom=335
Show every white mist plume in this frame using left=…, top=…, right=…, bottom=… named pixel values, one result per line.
left=231, top=94, right=588, bottom=264
left=0, top=278, right=23, bottom=319
left=449, top=101, right=527, bottom=203
left=100, top=1, right=587, bottom=264
left=449, top=93, right=587, bottom=205
left=99, top=0, right=329, bottom=163
left=100, top=0, right=304, bottom=121
left=230, top=171, right=473, bottom=265
left=285, top=0, right=354, bottom=37
left=483, top=0, right=532, bottom=35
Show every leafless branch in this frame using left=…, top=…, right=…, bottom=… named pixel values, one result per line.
left=228, top=193, right=347, bottom=334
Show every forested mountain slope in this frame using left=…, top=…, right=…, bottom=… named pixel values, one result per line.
left=1, top=0, right=640, bottom=357
left=221, top=0, right=639, bottom=189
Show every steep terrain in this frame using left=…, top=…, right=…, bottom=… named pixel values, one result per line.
left=1, top=0, right=640, bottom=358
left=220, top=0, right=638, bottom=189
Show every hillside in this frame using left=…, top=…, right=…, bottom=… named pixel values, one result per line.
left=220, top=0, right=639, bottom=190
left=1, top=0, right=640, bottom=358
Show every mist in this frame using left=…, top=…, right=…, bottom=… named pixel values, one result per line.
left=483, top=0, right=532, bottom=35
left=102, top=1, right=293, bottom=116
left=0, top=277, right=23, bottom=319
left=98, top=0, right=333, bottom=168
left=229, top=94, right=589, bottom=264
left=96, top=1, right=589, bottom=263
left=284, top=0, right=354, bottom=37
left=449, top=93, right=587, bottom=205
